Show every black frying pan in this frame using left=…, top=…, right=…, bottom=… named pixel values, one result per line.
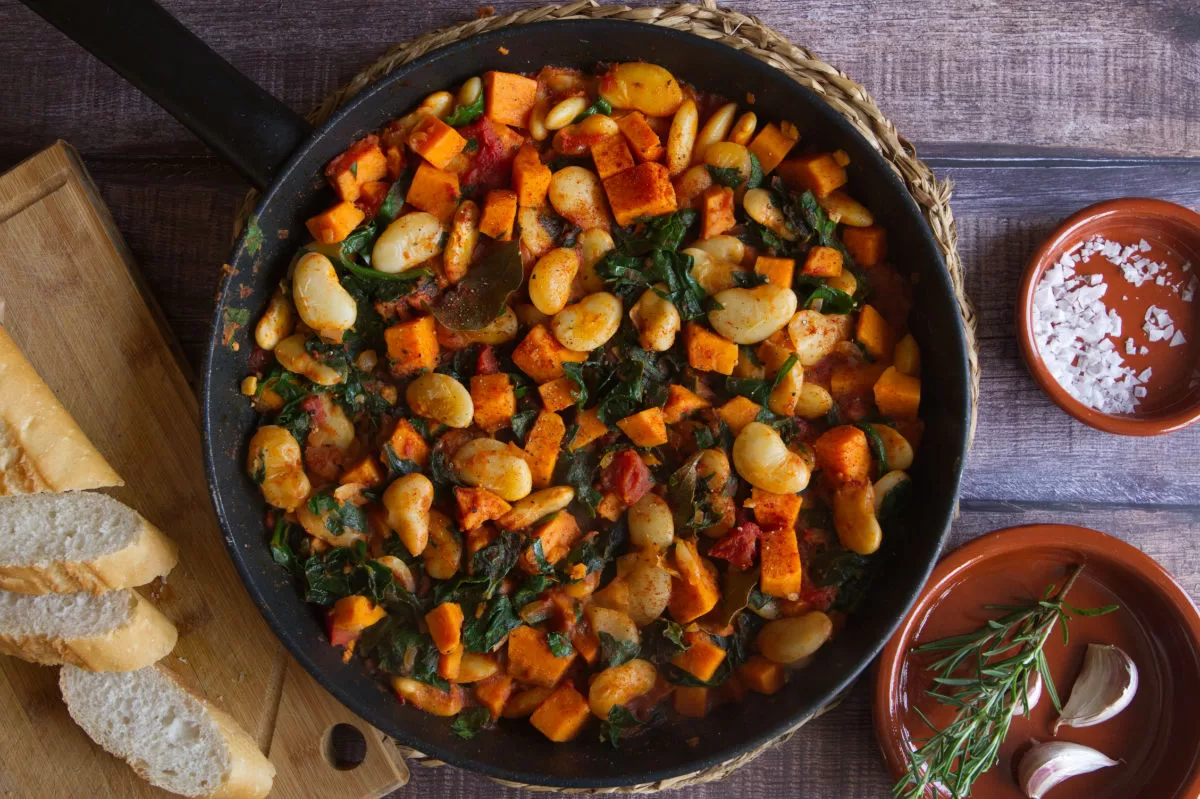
left=23, top=0, right=971, bottom=787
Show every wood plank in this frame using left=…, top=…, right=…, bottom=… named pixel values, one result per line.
left=392, top=502, right=1200, bottom=798
left=0, top=143, right=405, bottom=799
left=0, top=0, right=1196, bottom=161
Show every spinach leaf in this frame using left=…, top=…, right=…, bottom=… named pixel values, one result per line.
left=558, top=446, right=603, bottom=517
left=269, top=517, right=302, bottom=574
left=470, top=530, right=525, bottom=599
left=306, top=490, right=367, bottom=539
left=381, top=444, right=422, bottom=480
left=876, top=475, right=912, bottom=525
left=341, top=222, right=378, bottom=261
left=547, top=632, right=575, bottom=658
left=564, top=523, right=627, bottom=580
left=444, top=92, right=485, bottom=126
left=666, top=453, right=723, bottom=531
left=433, top=240, right=523, bottom=330
left=802, top=282, right=856, bottom=314
left=745, top=152, right=764, bottom=189
left=599, top=705, right=639, bottom=748
left=855, top=422, right=890, bottom=477
left=731, top=270, right=770, bottom=288
left=461, top=594, right=522, bottom=653
left=573, top=97, right=613, bottom=124
left=707, top=165, right=744, bottom=188
left=512, top=573, right=554, bottom=608
left=509, top=409, right=539, bottom=443
left=614, top=209, right=698, bottom=255
left=450, top=707, right=491, bottom=740
left=598, top=632, right=640, bottom=669
left=376, top=171, right=411, bottom=227
left=562, top=361, right=590, bottom=408
left=725, top=355, right=799, bottom=405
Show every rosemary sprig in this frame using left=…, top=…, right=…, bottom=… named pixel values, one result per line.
left=893, top=564, right=1118, bottom=799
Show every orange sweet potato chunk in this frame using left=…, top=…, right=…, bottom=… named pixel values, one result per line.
left=523, top=411, right=566, bottom=489
left=513, top=143, right=552, bottom=207
left=479, top=189, right=518, bottom=240
left=330, top=596, right=386, bottom=633
left=339, top=456, right=384, bottom=488
left=406, top=162, right=461, bottom=222
left=568, top=408, right=609, bottom=451
left=507, top=626, right=574, bottom=688
left=747, top=488, right=802, bottom=530
left=776, top=152, right=847, bottom=197
left=454, top=486, right=512, bottom=531
left=717, top=395, right=761, bottom=435
left=874, top=366, right=921, bottom=419
left=306, top=201, right=366, bottom=245
left=748, top=122, right=799, bottom=174
left=856, top=304, right=895, bottom=361
left=668, top=539, right=721, bottom=624
left=407, top=115, right=468, bottom=170
left=616, top=112, right=664, bottom=162
left=519, top=511, right=581, bottom=574
left=537, top=376, right=580, bottom=412
left=484, top=71, right=539, bottom=128
left=384, top=316, right=439, bottom=377
left=662, top=384, right=711, bottom=424
left=842, top=225, right=888, bottom=266
left=603, top=162, right=678, bottom=227
left=674, top=686, right=710, bottom=718
left=813, top=425, right=871, bottom=484
left=830, top=362, right=887, bottom=399
left=438, top=645, right=463, bottom=681
left=740, top=655, right=786, bottom=695
left=387, top=418, right=430, bottom=467
left=591, top=134, right=636, bottom=179
left=755, top=256, right=795, bottom=289
left=474, top=674, right=515, bottom=718
left=325, top=135, right=388, bottom=202
left=529, top=683, right=591, bottom=742
left=685, top=323, right=738, bottom=375
left=759, top=526, right=803, bottom=598
left=671, top=636, right=727, bottom=682
left=802, top=245, right=844, bottom=278
left=425, top=602, right=464, bottom=654
left=700, top=185, right=736, bottom=239
left=512, top=324, right=588, bottom=383
left=616, top=407, right=668, bottom=448
left=470, top=373, right=516, bottom=433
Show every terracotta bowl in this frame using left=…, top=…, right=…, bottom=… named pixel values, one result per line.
left=874, top=524, right=1200, bottom=799
left=1017, top=198, right=1200, bottom=435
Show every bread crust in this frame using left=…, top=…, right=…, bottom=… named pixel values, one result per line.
left=0, top=325, right=123, bottom=495
left=0, top=517, right=179, bottom=594
left=0, top=590, right=176, bottom=670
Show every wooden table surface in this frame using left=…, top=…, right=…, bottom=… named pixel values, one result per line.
left=2, top=0, right=1197, bottom=796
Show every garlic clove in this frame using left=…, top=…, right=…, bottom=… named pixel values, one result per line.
left=1054, top=643, right=1138, bottom=733
left=1019, top=670, right=1043, bottom=716
left=1019, top=740, right=1118, bottom=799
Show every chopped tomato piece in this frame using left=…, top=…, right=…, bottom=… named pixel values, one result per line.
left=476, top=345, right=501, bottom=376
left=709, top=522, right=762, bottom=571
left=599, top=449, right=653, bottom=506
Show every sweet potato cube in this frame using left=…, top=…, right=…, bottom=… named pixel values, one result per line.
left=330, top=595, right=387, bottom=633
left=756, top=332, right=796, bottom=373
left=700, top=185, right=736, bottom=239
left=538, top=376, right=580, bottom=412
left=507, top=626, right=575, bottom=688
left=438, top=645, right=463, bottom=681
left=856, top=304, right=895, bottom=361
left=425, top=602, right=464, bottom=654
left=759, top=526, right=803, bottom=598
left=512, top=324, right=588, bottom=383
left=570, top=625, right=601, bottom=665
left=591, top=134, right=636, bottom=179
left=484, top=71, right=539, bottom=127
left=748, top=122, right=799, bottom=174
left=470, top=373, right=516, bottom=433
left=406, top=162, right=461, bottom=222
left=717, top=395, right=762, bottom=434
left=668, top=539, right=721, bottom=624
left=674, top=686, right=710, bottom=718
left=530, top=683, right=591, bottom=742
left=616, top=111, right=665, bottom=162
left=339, top=456, right=384, bottom=488
left=843, top=225, right=887, bottom=266
left=512, top=143, right=552, bottom=207
left=387, top=418, right=430, bottom=467
left=813, top=425, right=871, bottom=484
left=408, top=114, right=468, bottom=170
left=523, top=411, right=566, bottom=489
left=894, top=333, right=921, bottom=376
left=465, top=524, right=498, bottom=564
left=479, top=189, right=518, bottom=240
left=603, top=162, right=678, bottom=227
left=831, top=363, right=887, bottom=399
left=802, top=245, right=844, bottom=278
left=747, top=488, right=802, bottom=530
left=685, top=323, right=738, bottom=375
left=662, top=384, right=711, bottom=424
left=740, top=655, right=786, bottom=695
left=755, top=256, right=795, bottom=288
left=356, top=180, right=391, bottom=218
left=671, top=637, right=727, bottom=682
left=874, top=366, right=921, bottom=419
left=520, top=511, right=581, bottom=574
left=306, top=201, right=366, bottom=245
left=325, top=135, right=388, bottom=202
left=777, top=152, right=847, bottom=197
left=616, top=407, right=668, bottom=448
left=474, top=674, right=515, bottom=719
left=568, top=408, right=609, bottom=451
left=597, top=492, right=626, bottom=522
left=454, top=486, right=512, bottom=530
left=384, top=315, right=439, bottom=377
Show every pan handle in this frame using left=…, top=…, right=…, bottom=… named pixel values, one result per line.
left=21, top=0, right=313, bottom=190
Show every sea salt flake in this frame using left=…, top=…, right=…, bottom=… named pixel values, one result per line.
left=1170, top=330, right=1187, bottom=348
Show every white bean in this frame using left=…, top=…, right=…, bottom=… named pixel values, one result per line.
left=437, top=306, right=519, bottom=348
left=443, top=200, right=479, bottom=285
left=690, top=234, right=745, bottom=265
left=545, top=95, right=589, bottom=130
left=618, top=552, right=672, bottom=626
left=691, top=103, right=738, bottom=165
left=598, top=62, right=684, bottom=116
left=627, top=493, right=675, bottom=552
left=274, top=334, right=342, bottom=385
left=383, top=473, right=434, bottom=556
left=729, top=111, right=757, bottom=146
left=374, top=556, right=416, bottom=592
left=292, top=252, right=357, bottom=343
left=817, top=190, right=874, bottom=227
left=423, top=509, right=462, bottom=579
left=297, top=497, right=366, bottom=547
left=584, top=606, right=639, bottom=648
left=451, top=438, right=532, bottom=501
left=529, top=248, right=580, bottom=315
left=683, top=248, right=744, bottom=294
left=768, top=358, right=804, bottom=417
left=306, top=396, right=355, bottom=450
left=588, top=659, right=658, bottom=719
left=254, top=289, right=294, bottom=351
left=666, top=99, right=698, bottom=177
left=246, top=425, right=311, bottom=512
left=518, top=206, right=555, bottom=258
left=743, top=188, right=797, bottom=241
left=833, top=482, right=882, bottom=555
left=629, top=284, right=681, bottom=351
left=497, top=486, right=575, bottom=531
left=419, top=91, right=455, bottom=120
left=457, top=76, right=483, bottom=108
left=372, top=211, right=444, bottom=273
left=548, top=167, right=611, bottom=231
left=874, top=470, right=911, bottom=516
left=794, top=382, right=834, bottom=419
left=577, top=228, right=614, bottom=294
left=756, top=612, right=833, bottom=664
left=551, top=292, right=622, bottom=352
left=787, top=310, right=844, bottom=366
left=868, top=424, right=914, bottom=470
left=529, top=98, right=550, bottom=142
left=707, top=283, right=798, bottom=344
left=405, top=372, right=474, bottom=428
left=732, top=422, right=811, bottom=494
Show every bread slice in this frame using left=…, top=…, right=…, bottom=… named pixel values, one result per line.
left=0, top=588, right=176, bottom=670
left=0, top=492, right=178, bottom=594
left=0, top=324, right=123, bottom=495
left=61, top=664, right=276, bottom=799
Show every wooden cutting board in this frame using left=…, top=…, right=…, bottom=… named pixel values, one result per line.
left=0, top=142, right=408, bottom=799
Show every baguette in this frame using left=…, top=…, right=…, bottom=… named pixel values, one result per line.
left=0, top=324, right=123, bottom=495
left=0, top=492, right=178, bottom=594
left=61, top=664, right=276, bottom=799
left=0, top=588, right=176, bottom=671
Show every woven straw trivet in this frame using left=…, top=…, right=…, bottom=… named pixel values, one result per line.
left=233, top=0, right=979, bottom=791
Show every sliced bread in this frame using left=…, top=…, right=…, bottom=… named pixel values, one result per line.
left=0, top=492, right=178, bottom=594
left=0, top=324, right=123, bottom=495
left=61, top=664, right=276, bottom=799
left=0, top=588, right=176, bottom=670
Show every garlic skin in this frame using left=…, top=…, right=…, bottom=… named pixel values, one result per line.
left=1019, top=741, right=1118, bottom=799
left=1054, top=643, right=1138, bottom=733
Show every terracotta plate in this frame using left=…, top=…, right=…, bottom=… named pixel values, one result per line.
left=874, top=524, right=1200, bottom=799
left=1017, top=198, right=1200, bottom=435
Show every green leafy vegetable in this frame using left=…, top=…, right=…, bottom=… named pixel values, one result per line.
left=509, top=409, right=539, bottom=443
left=244, top=216, right=263, bottom=256
left=461, top=594, right=522, bottom=653
left=547, top=632, right=575, bottom=658
left=450, top=707, right=491, bottom=739
left=444, top=92, right=485, bottom=126
left=573, top=97, right=613, bottom=123
left=666, top=453, right=723, bottom=531
left=269, top=517, right=301, bottom=574
left=599, top=705, right=640, bottom=748
left=802, top=282, right=857, bottom=314
left=512, top=574, right=554, bottom=608
left=376, top=172, right=411, bottom=227
left=559, top=446, right=603, bottom=516
left=707, top=165, right=744, bottom=188
left=433, top=240, right=523, bottom=330
left=856, top=422, right=890, bottom=477
left=725, top=355, right=799, bottom=406
left=565, top=523, right=628, bottom=580
left=745, top=152, right=764, bottom=189
left=598, top=632, right=640, bottom=669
